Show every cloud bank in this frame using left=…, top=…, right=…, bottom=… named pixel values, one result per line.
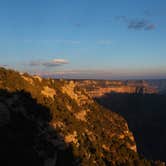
left=29, top=59, right=69, bottom=68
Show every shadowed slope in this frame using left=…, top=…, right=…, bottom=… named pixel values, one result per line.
left=95, top=93, right=166, bottom=162
left=0, top=90, right=76, bottom=166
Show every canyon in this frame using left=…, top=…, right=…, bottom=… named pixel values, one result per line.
left=0, top=67, right=165, bottom=166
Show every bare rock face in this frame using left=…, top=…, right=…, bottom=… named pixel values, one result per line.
left=0, top=67, right=164, bottom=166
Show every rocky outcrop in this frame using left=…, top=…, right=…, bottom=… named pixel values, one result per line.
left=41, top=86, right=56, bottom=99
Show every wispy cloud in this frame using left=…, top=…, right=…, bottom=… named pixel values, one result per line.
left=55, top=40, right=80, bottom=44
left=74, top=23, right=81, bottom=28
left=43, top=59, right=69, bottom=67
left=116, top=16, right=156, bottom=31
left=143, top=9, right=152, bottom=17
left=145, top=24, right=156, bottom=30
left=29, top=59, right=69, bottom=68
left=97, top=40, right=112, bottom=45
left=128, top=19, right=155, bottom=30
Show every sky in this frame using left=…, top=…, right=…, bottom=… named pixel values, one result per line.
left=0, top=0, right=166, bottom=79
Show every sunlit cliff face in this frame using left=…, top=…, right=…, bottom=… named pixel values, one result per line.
left=74, top=80, right=157, bottom=98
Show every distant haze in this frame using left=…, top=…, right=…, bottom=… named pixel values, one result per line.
left=40, top=70, right=166, bottom=80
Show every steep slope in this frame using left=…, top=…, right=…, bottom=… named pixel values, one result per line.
left=95, top=93, right=166, bottom=162
left=0, top=67, right=164, bottom=165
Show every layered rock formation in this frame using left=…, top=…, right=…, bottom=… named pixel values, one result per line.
left=74, top=80, right=157, bottom=98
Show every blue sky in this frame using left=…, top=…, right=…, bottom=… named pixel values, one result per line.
left=0, top=0, right=166, bottom=79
